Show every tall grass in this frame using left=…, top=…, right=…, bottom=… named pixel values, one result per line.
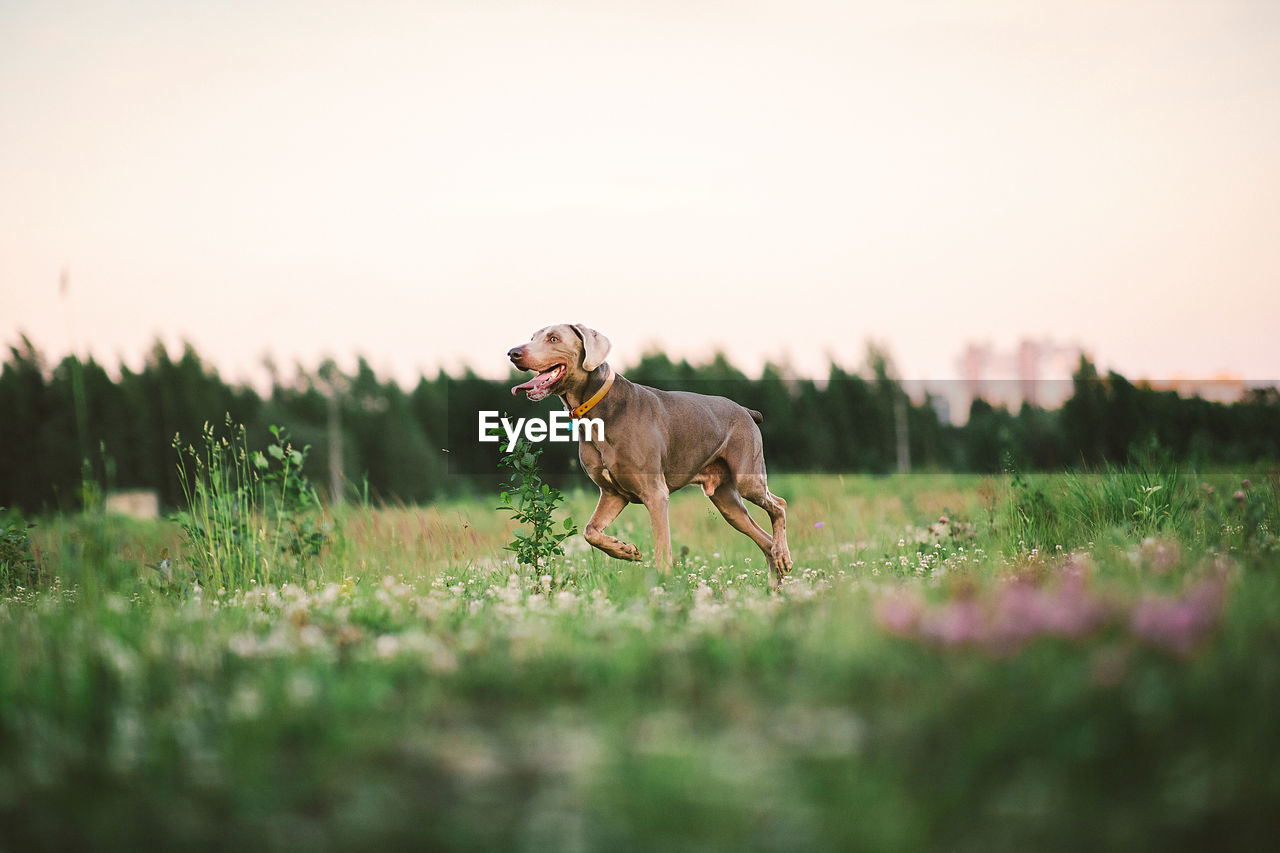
left=1064, top=449, right=1189, bottom=538
left=172, top=418, right=328, bottom=593
left=998, top=449, right=1271, bottom=559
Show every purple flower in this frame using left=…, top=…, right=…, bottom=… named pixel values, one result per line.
left=919, top=599, right=984, bottom=647
left=874, top=591, right=922, bottom=635
left=873, top=557, right=1232, bottom=661
left=814, top=521, right=825, bottom=529
left=985, top=577, right=1109, bottom=654
left=1130, top=578, right=1225, bottom=656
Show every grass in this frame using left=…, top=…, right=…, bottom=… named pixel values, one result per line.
left=1, top=467, right=1278, bottom=851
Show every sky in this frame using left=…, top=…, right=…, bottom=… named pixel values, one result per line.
left=3, top=0, right=1278, bottom=388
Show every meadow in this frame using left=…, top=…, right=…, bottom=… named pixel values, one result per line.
left=2, top=458, right=1279, bottom=851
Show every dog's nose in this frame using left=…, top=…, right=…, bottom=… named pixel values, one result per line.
left=507, top=347, right=525, bottom=360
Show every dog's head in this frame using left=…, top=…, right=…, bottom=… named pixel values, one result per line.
left=507, top=323, right=611, bottom=401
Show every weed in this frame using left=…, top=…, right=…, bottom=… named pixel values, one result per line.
left=0, top=507, right=41, bottom=593
left=495, top=434, right=578, bottom=571
left=172, top=417, right=327, bottom=593
left=1003, top=454, right=1057, bottom=552
left=1199, top=473, right=1280, bottom=562
left=260, top=424, right=329, bottom=559
left=1061, top=450, right=1188, bottom=549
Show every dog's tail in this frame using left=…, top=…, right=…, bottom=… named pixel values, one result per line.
left=747, top=408, right=764, bottom=424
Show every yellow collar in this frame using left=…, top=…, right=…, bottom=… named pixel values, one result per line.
left=568, top=367, right=615, bottom=419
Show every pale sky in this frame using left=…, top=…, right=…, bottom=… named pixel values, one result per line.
left=3, top=0, right=1278, bottom=387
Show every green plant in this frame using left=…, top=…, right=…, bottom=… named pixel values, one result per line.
left=1002, top=455, right=1057, bottom=552
left=495, top=434, right=578, bottom=569
left=172, top=418, right=327, bottom=592
left=0, top=507, right=40, bottom=593
left=1061, top=449, right=1188, bottom=547
left=1197, top=474, right=1279, bottom=563
left=260, top=424, right=328, bottom=558
left=1126, top=482, right=1168, bottom=529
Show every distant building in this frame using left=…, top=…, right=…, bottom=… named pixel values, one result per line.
left=944, top=338, right=1087, bottom=425
left=1139, top=375, right=1248, bottom=405
left=935, top=341, right=1254, bottom=425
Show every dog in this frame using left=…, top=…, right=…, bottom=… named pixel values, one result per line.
left=508, top=323, right=792, bottom=587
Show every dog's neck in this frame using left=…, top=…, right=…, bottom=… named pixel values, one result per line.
left=560, top=363, right=614, bottom=413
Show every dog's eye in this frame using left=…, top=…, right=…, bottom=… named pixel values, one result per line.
left=548, top=335, right=559, bottom=343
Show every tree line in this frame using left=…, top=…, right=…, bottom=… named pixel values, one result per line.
left=1, top=336, right=1277, bottom=513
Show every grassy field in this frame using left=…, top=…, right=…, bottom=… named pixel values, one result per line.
left=2, top=466, right=1279, bottom=851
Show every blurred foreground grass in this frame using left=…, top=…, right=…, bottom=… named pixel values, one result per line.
left=2, top=470, right=1279, bottom=851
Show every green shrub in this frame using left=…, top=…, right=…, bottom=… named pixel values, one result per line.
left=496, top=437, right=578, bottom=571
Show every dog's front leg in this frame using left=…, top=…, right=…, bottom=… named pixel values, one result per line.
left=584, top=489, right=641, bottom=561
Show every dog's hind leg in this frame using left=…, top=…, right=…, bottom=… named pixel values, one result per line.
left=708, top=482, right=778, bottom=585
left=640, top=485, right=673, bottom=570
left=738, top=473, right=792, bottom=584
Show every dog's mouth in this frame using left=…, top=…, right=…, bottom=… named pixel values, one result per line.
left=510, top=363, right=566, bottom=402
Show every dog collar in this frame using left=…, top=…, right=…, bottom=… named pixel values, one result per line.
left=568, top=367, right=615, bottom=419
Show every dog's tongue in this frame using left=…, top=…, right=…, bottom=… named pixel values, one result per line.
left=511, top=366, right=561, bottom=397
left=510, top=376, right=539, bottom=396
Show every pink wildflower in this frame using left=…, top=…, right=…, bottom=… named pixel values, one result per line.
left=1130, top=577, right=1226, bottom=656
left=919, top=599, right=984, bottom=647
left=874, top=590, right=923, bottom=636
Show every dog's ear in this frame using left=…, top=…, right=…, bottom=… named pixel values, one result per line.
left=570, top=324, right=611, bottom=371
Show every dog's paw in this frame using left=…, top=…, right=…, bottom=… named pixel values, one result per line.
left=772, top=545, right=794, bottom=576
left=618, top=543, right=642, bottom=562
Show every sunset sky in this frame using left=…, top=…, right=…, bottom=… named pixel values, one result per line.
left=3, top=0, right=1278, bottom=387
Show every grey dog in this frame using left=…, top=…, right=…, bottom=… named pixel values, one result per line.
left=508, top=323, right=792, bottom=587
